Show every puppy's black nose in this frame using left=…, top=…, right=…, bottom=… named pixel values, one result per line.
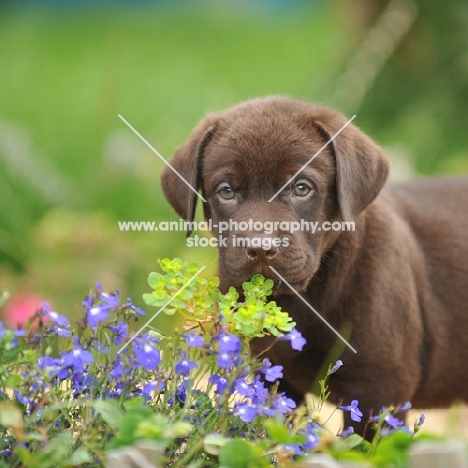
left=246, top=244, right=278, bottom=262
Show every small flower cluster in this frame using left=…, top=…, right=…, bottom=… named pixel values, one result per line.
left=0, top=258, right=426, bottom=468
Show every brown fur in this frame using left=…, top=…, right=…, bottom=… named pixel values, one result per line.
left=161, top=97, right=468, bottom=437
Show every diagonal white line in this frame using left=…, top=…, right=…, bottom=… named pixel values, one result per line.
left=118, top=114, right=206, bottom=203
left=268, top=266, right=357, bottom=353
left=117, top=266, right=206, bottom=354
left=268, top=115, right=356, bottom=202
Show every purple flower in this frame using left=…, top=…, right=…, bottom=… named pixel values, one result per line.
left=338, top=426, right=354, bottom=438
left=329, top=360, right=343, bottom=374
left=217, top=352, right=233, bottom=368
left=251, top=376, right=269, bottom=404
left=84, top=288, right=120, bottom=328
left=123, top=297, right=145, bottom=315
left=175, top=353, right=198, bottom=377
left=279, top=328, right=306, bottom=351
left=110, top=357, right=123, bottom=380
left=234, top=402, right=259, bottom=423
left=123, top=297, right=144, bottom=315
left=71, top=372, right=97, bottom=395
left=14, top=391, right=31, bottom=406
left=43, top=304, right=69, bottom=327
left=339, top=400, right=363, bottom=423
left=260, top=358, right=283, bottom=382
left=183, top=330, right=204, bottom=348
left=301, top=422, right=321, bottom=450
left=109, top=322, right=128, bottom=346
left=176, top=380, right=189, bottom=405
left=416, top=413, right=426, bottom=428
left=48, top=326, right=71, bottom=337
left=283, top=444, right=303, bottom=456
left=143, top=380, right=165, bottom=395
left=37, top=356, right=61, bottom=375
left=132, top=334, right=161, bottom=370
left=234, top=379, right=254, bottom=397
left=218, top=334, right=242, bottom=353
left=275, top=395, right=296, bottom=414
left=384, top=413, right=403, bottom=429
left=61, top=337, right=93, bottom=373
left=86, top=304, right=110, bottom=328
left=397, top=401, right=412, bottom=413
left=209, top=374, right=229, bottom=394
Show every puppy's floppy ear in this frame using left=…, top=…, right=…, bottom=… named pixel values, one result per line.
left=161, top=120, right=215, bottom=235
left=313, top=114, right=390, bottom=222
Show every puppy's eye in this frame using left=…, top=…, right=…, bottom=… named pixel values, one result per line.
left=219, top=186, right=235, bottom=200
left=293, top=182, right=312, bottom=197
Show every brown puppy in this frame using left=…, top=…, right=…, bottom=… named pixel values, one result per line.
left=161, top=97, right=468, bottom=437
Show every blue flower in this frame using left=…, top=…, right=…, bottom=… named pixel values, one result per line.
left=72, top=372, right=97, bottom=396
left=175, top=353, right=198, bottom=377
left=397, top=401, right=412, bottom=413
left=84, top=288, right=120, bottom=328
left=143, top=380, right=166, bottom=395
left=183, top=330, right=204, bottom=348
left=110, top=357, right=123, bottom=380
left=234, top=402, right=259, bottom=423
left=209, top=374, right=229, bottom=394
left=86, top=304, right=110, bottom=328
left=279, top=328, right=306, bottom=351
left=43, top=305, right=70, bottom=327
left=218, top=333, right=242, bottom=353
left=123, top=297, right=145, bottom=315
left=61, top=337, right=93, bottom=373
left=384, top=413, right=403, bottom=429
left=217, top=352, right=233, bottom=368
left=234, top=378, right=254, bottom=397
left=339, top=400, right=363, bottom=423
left=132, top=334, right=161, bottom=370
left=300, top=422, right=321, bottom=451
left=416, top=413, right=426, bottom=428
left=109, top=322, right=128, bottom=345
left=338, top=426, right=354, bottom=438
left=14, top=391, right=31, bottom=406
left=275, top=395, right=296, bottom=414
left=176, top=380, right=189, bottom=405
left=329, top=360, right=343, bottom=374
left=251, top=376, right=269, bottom=404
left=260, top=358, right=283, bottom=382
left=50, top=326, right=71, bottom=337
left=282, top=444, right=303, bottom=456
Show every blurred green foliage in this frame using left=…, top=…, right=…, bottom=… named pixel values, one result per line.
left=0, top=0, right=467, bottom=327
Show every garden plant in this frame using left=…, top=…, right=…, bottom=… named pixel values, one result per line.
left=0, top=258, right=432, bottom=467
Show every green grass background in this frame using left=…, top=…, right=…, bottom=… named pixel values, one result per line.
left=0, top=0, right=467, bottom=330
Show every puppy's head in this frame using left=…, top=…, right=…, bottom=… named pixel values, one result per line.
left=161, top=97, right=389, bottom=293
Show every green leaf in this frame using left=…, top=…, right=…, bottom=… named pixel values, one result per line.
left=0, top=402, right=23, bottom=428
left=333, top=433, right=365, bottom=452
left=66, top=448, right=94, bottom=466
left=2, top=373, right=21, bottom=390
left=92, top=399, right=124, bottom=427
left=147, top=272, right=163, bottom=289
left=264, top=420, right=306, bottom=445
left=204, top=434, right=230, bottom=456
left=219, top=439, right=267, bottom=468
left=163, top=307, right=176, bottom=316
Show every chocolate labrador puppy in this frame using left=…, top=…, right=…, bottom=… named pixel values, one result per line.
left=161, top=96, right=468, bottom=437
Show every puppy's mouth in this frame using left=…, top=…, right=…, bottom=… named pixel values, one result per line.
left=271, top=276, right=311, bottom=295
